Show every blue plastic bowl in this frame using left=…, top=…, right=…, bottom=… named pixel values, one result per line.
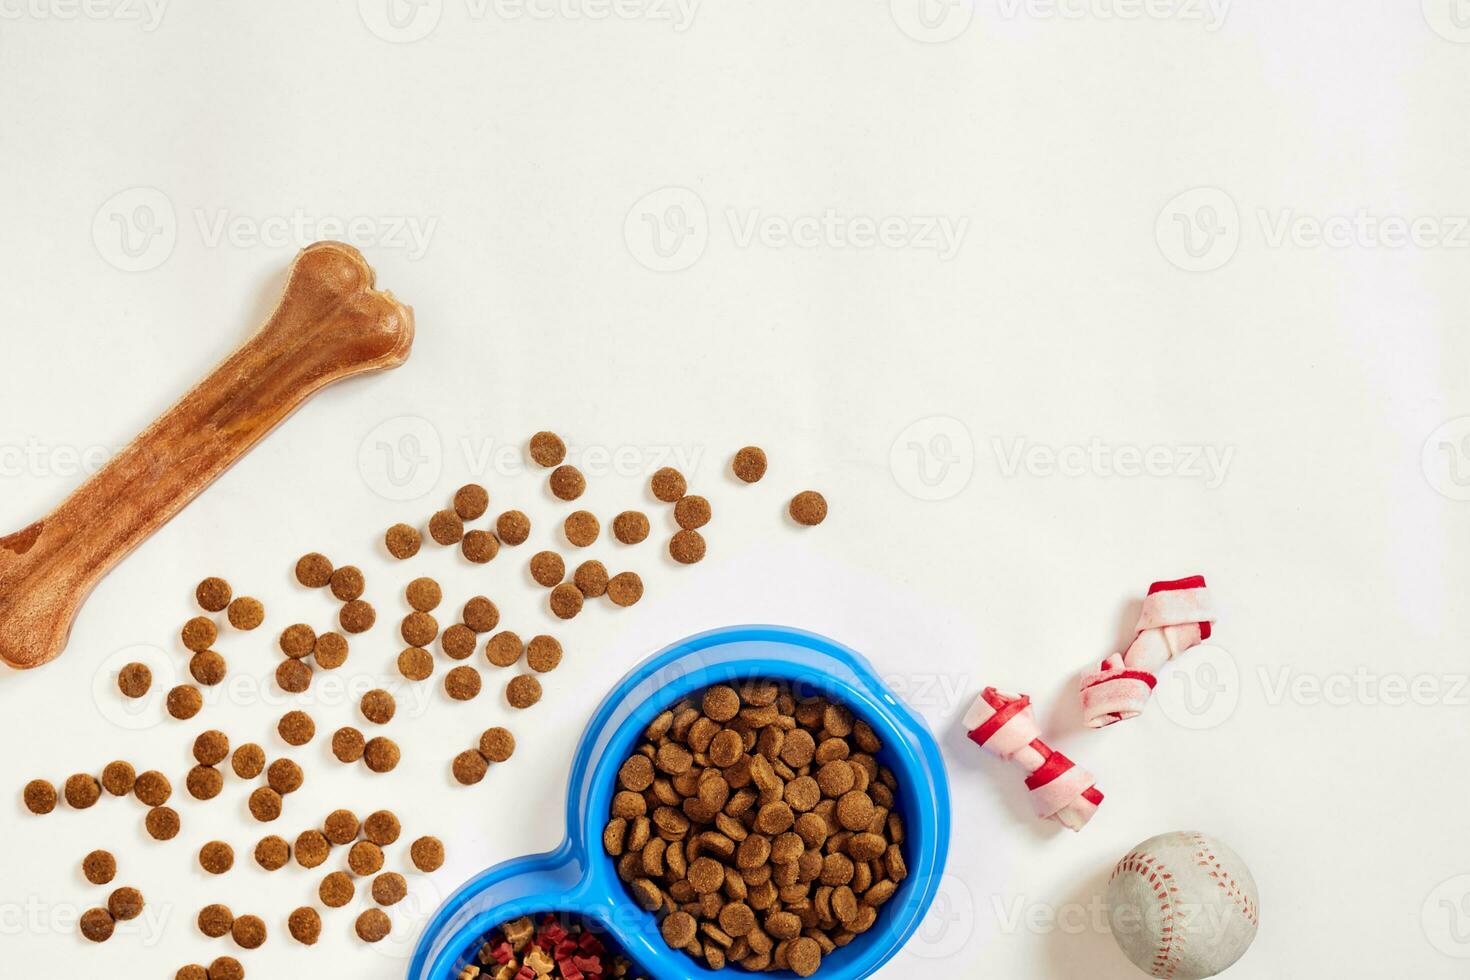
left=407, top=625, right=951, bottom=980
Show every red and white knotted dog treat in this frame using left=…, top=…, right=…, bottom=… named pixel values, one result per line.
left=964, top=688, right=1103, bottom=832
left=1080, top=574, right=1216, bottom=729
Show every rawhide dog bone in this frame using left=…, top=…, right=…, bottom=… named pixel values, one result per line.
left=1080, top=574, right=1216, bottom=728
left=0, top=242, right=414, bottom=670
left=964, top=687, right=1103, bottom=831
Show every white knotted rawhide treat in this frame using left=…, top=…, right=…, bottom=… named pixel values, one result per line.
left=1107, top=830, right=1259, bottom=979
left=963, top=688, right=1103, bottom=831
left=1081, top=575, right=1216, bottom=728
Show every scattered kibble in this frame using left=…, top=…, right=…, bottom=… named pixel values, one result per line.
left=145, top=806, right=180, bottom=840
left=66, top=773, right=102, bottom=809
left=231, top=914, right=267, bottom=950
left=356, top=908, right=392, bottom=943
left=275, top=658, right=312, bottom=694
left=669, top=529, right=706, bottom=564
left=134, top=771, right=171, bottom=807
left=573, top=560, right=608, bottom=597
left=194, top=730, right=230, bottom=766
left=364, top=737, right=400, bottom=773
left=101, top=761, right=135, bottom=797
left=372, top=872, right=407, bottom=906
left=563, top=511, right=599, bottom=547
left=266, top=759, right=304, bottom=795
left=606, top=571, right=644, bottom=607
left=332, top=727, right=366, bottom=763
left=320, top=871, right=354, bottom=908
left=330, top=565, right=365, bottom=602
left=529, top=431, right=566, bottom=467
left=226, top=597, right=264, bottom=631
left=402, top=611, right=439, bottom=647
left=324, top=809, right=360, bottom=845
left=181, top=617, right=218, bottom=653
left=340, top=599, right=376, bottom=634
left=117, top=662, right=152, bottom=698
left=364, top=810, right=401, bottom=846
left=83, top=849, right=117, bottom=885
left=186, top=766, right=224, bottom=801
left=278, top=710, right=315, bottom=747
left=485, top=631, right=523, bottom=668
left=462, top=529, right=500, bottom=563
left=295, top=553, right=334, bottom=588
left=506, top=675, right=542, bottom=709
left=406, top=576, right=442, bottom=612
left=200, top=902, right=237, bottom=940
left=313, top=631, right=349, bottom=669
left=231, top=744, right=265, bottom=780
left=548, top=465, right=585, bottom=501
left=549, top=583, right=583, bottom=620
left=453, top=750, right=488, bottom=785
left=190, top=650, right=227, bottom=686
left=254, top=836, right=290, bottom=871
left=410, top=836, right=444, bottom=872
left=348, top=840, right=385, bottom=876
left=196, top=577, right=233, bottom=613
left=360, top=689, right=396, bottom=725
left=208, top=956, right=244, bottom=980
left=167, top=685, right=203, bottom=719
left=23, top=779, right=56, bottom=815
left=496, top=510, right=530, bottom=545
left=463, top=596, right=500, bottom=633
left=397, top=647, right=434, bottom=681
left=279, top=624, right=316, bottom=659
left=732, top=445, right=768, bottom=483
left=479, top=727, right=516, bottom=763
left=294, top=831, right=330, bottom=869
left=247, top=787, right=282, bottom=822
left=429, top=509, right=465, bottom=546
left=612, top=510, right=650, bottom=544
left=529, top=551, right=565, bottom=587
left=445, top=665, right=482, bottom=701
left=199, top=840, right=234, bottom=875
left=80, top=907, right=115, bottom=943
left=526, top=635, right=563, bottom=673
left=288, top=907, right=322, bottom=945
left=107, top=886, right=144, bottom=921
left=789, top=490, right=828, bottom=526
left=441, top=624, right=477, bottom=660
left=674, top=494, right=711, bottom=530
left=385, top=523, right=422, bottom=560
left=651, top=467, right=687, bottom=503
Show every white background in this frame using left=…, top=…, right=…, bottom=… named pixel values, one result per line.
left=1, top=1, right=1467, bottom=977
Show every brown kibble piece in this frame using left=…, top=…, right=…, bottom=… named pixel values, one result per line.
left=401, top=611, right=439, bottom=647
left=207, top=956, right=244, bottom=980
left=442, top=624, right=477, bottom=660
left=134, top=770, right=170, bottom=807
left=190, top=651, right=228, bottom=686
left=410, top=836, right=444, bottom=872
left=529, top=431, right=567, bottom=467
left=662, top=910, right=697, bottom=947
left=255, top=835, right=290, bottom=871
left=651, top=467, right=687, bottom=503
left=65, top=773, right=101, bottom=809
left=231, top=744, right=265, bottom=779
left=182, top=617, right=218, bottom=653
left=454, top=483, right=490, bottom=521
left=275, top=658, right=312, bottom=694
left=478, top=727, right=516, bottom=763
left=788, top=936, right=822, bottom=977
left=330, top=565, right=366, bottom=602
left=549, top=583, right=583, bottom=620
left=177, top=967, right=208, bottom=980
left=288, top=907, right=321, bottom=945
left=462, top=529, right=500, bottom=564
left=496, top=510, right=531, bottom=545
left=23, top=779, right=56, bottom=814
left=360, top=689, right=396, bottom=725
left=356, top=908, right=392, bottom=943
left=563, top=511, right=599, bottom=547
left=549, top=465, right=585, bottom=501
left=198, top=904, right=234, bottom=938
left=463, top=596, right=500, bottom=633
left=385, top=523, right=422, bottom=560
left=485, top=631, right=523, bottom=667
left=372, top=872, right=408, bottom=906
left=836, top=791, right=876, bottom=831
left=674, top=495, right=711, bottom=530
left=313, top=631, right=349, bottom=669
left=324, top=809, right=360, bottom=845
left=146, top=806, right=180, bottom=840
left=573, top=560, right=608, bottom=597
left=231, top=915, right=266, bottom=950
left=167, top=685, right=203, bottom=719
left=296, top=553, right=334, bottom=588
left=364, top=810, right=402, bottom=846
left=278, top=710, right=316, bottom=746
left=669, top=529, right=706, bottom=565
left=612, top=511, right=650, bottom=545
left=332, top=727, right=366, bottom=764
left=80, top=907, right=114, bottom=943
left=506, top=674, right=542, bottom=709
left=226, top=597, right=264, bottom=631
left=320, top=872, right=355, bottom=908
left=118, top=662, right=152, bottom=698
left=526, top=635, right=563, bottom=673
left=606, top=572, right=643, bottom=607
left=429, top=509, right=464, bottom=546
left=294, top=831, right=330, bottom=869
left=108, top=887, right=144, bottom=921
left=397, top=647, right=434, bottom=681
left=453, top=750, right=488, bottom=785
left=194, top=730, right=230, bottom=766
left=279, top=624, right=316, bottom=659
left=187, top=766, right=224, bottom=801
left=732, top=446, right=768, bottom=483
left=406, top=576, right=442, bottom=612
left=364, top=737, right=400, bottom=773
left=83, top=849, right=117, bottom=885
left=101, top=762, right=135, bottom=797
left=340, top=600, right=377, bottom=634
left=789, top=491, right=828, bottom=526
left=248, top=787, right=282, bottom=822
left=445, top=665, right=482, bottom=701
left=529, top=551, right=565, bottom=587
left=348, top=840, right=385, bottom=876
left=199, top=841, right=234, bottom=875
left=267, top=759, right=304, bottom=795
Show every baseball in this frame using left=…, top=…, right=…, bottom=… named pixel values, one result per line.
left=1106, top=831, right=1259, bottom=980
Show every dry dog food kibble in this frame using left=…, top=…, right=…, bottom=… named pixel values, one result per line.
left=549, top=583, right=583, bottom=620
left=348, top=840, right=385, bottom=876
left=606, top=572, right=643, bottom=607
left=288, top=907, right=321, bottom=946
left=526, top=635, right=563, bottom=673
left=674, top=494, right=711, bottom=530
left=372, top=872, right=408, bottom=906
left=361, top=689, right=396, bottom=725
left=530, top=431, right=567, bottom=467
left=102, top=761, right=135, bottom=796
left=340, top=599, right=377, bottom=634
left=190, top=651, right=228, bottom=686
left=267, top=759, right=304, bottom=795
left=410, top=836, right=444, bottom=872
left=364, top=810, right=402, bottom=846
left=296, top=553, right=334, bottom=588
left=406, top=576, right=442, bottom=611
left=199, top=841, right=234, bottom=875
left=146, top=806, right=180, bottom=840
left=324, top=809, right=360, bottom=845
left=231, top=915, right=266, bottom=950
left=574, top=560, right=608, bottom=597
left=294, top=831, right=330, bottom=869
left=198, top=904, right=233, bottom=938
left=463, top=596, right=499, bottom=633
left=651, top=467, right=687, bottom=503
left=278, top=710, right=315, bottom=746
left=24, top=779, right=57, bottom=814
left=275, top=658, right=312, bottom=694
left=227, top=597, right=264, bottom=631
left=187, top=766, right=224, bottom=801
left=231, top=744, right=265, bottom=779
left=455, top=483, right=490, bottom=521
left=445, top=665, right=483, bottom=701
left=134, top=770, right=171, bottom=807
left=453, top=750, right=488, bottom=785
left=463, top=529, right=500, bottom=564
left=496, top=510, right=531, bottom=545
left=207, top=956, right=244, bottom=980
left=398, top=647, right=434, bottom=681
left=118, top=662, right=152, bottom=698
left=430, top=509, right=465, bottom=546
left=194, top=730, right=230, bottom=766
left=330, top=565, right=366, bottom=602
left=313, top=631, right=349, bottom=669
left=248, top=787, right=282, bottom=822
left=733, top=446, right=768, bottom=483
left=669, top=529, right=706, bottom=565
left=530, top=551, right=565, bottom=587
left=479, top=727, right=516, bottom=763
left=167, top=685, right=203, bottom=720
left=196, top=577, right=233, bottom=612
left=356, top=908, right=392, bottom=943
left=564, top=511, right=599, bottom=547
left=485, top=631, right=523, bottom=668
left=402, top=611, right=439, bottom=647
left=549, top=465, right=586, bottom=501
left=182, top=617, right=218, bottom=653
left=364, top=737, right=400, bottom=773
left=332, top=727, right=366, bottom=763
left=789, top=491, right=828, bottom=526
left=108, top=886, right=144, bottom=921
left=506, top=674, right=542, bottom=709
left=612, top=510, right=650, bottom=544
left=605, top=680, right=907, bottom=974
left=80, top=907, right=115, bottom=943
left=255, top=836, right=290, bottom=871
left=279, top=624, right=316, bottom=659
left=65, top=773, right=101, bottom=809
left=83, top=849, right=117, bottom=885
left=442, top=624, right=477, bottom=660
left=385, top=523, right=422, bottom=560
left=177, top=967, right=208, bottom=980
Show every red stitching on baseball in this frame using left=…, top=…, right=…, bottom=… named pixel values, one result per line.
left=1112, top=851, right=1185, bottom=978
left=1189, top=833, right=1258, bottom=928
